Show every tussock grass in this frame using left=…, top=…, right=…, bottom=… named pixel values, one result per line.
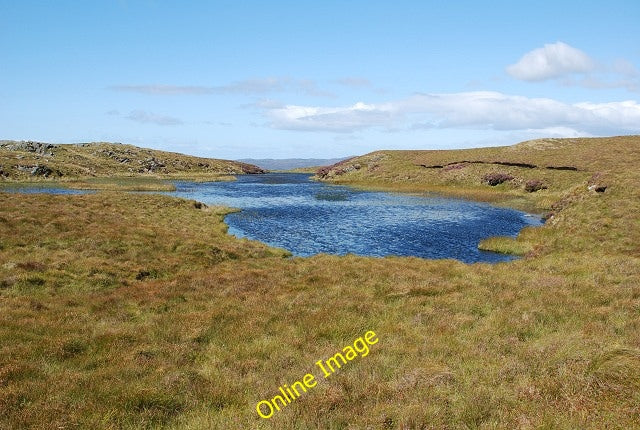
left=1, top=136, right=640, bottom=428
left=478, top=236, right=533, bottom=256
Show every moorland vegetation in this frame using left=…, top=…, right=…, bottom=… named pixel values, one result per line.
left=1, top=136, right=639, bottom=429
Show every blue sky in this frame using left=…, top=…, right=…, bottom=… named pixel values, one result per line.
left=1, top=1, right=639, bottom=159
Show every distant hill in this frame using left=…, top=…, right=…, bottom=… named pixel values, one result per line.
left=0, top=140, right=265, bottom=181
left=236, top=157, right=353, bottom=171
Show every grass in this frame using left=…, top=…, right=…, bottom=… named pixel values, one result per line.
left=316, top=136, right=639, bottom=213
left=1, top=136, right=640, bottom=428
left=477, top=235, right=534, bottom=256
left=64, top=177, right=178, bottom=191
left=0, top=141, right=264, bottom=186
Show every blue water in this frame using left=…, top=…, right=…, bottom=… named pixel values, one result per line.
left=168, top=173, right=542, bottom=263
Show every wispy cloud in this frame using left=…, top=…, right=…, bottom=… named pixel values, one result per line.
left=214, top=77, right=288, bottom=95
left=560, top=75, right=639, bottom=93
left=334, top=77, right=373, bottom=88
left=110, top=77, right=335, bottom=97
left=560, top=58, right=640, bottom=92
left=258, top=91, right=640, bottom=136
left=124, top=110, right=183, bottom=126
left=111, top=85, right=214, bottom=95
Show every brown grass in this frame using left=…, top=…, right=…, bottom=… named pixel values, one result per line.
left=316, top=135, right=639, bottom=213
left=1, top=136, right=639, bottom=428
left=0, top=141, right=264, bottom=185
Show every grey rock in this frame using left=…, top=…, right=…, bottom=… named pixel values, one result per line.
left=31, top=165, right=54, bottom=177
left=5, top=141, right=57, bottom=156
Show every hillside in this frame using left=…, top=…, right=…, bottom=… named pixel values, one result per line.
left=1, top=136, right=639, bottom=428
left=0, top=140, right=264, bottom=182
left=237, top=157, right=352, bottom=171
left=316, top=135, right=639, bottom=213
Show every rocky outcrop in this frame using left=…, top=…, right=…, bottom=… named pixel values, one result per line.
left=13, top=164, right=62, bottom=177
left=2, top=141, right=57, bottom=156
left=238, top=163, right=267, bottom=174
left=32, top=165, right=54, bottom=177
left=139, top=157, right=166, bottom=173
left=97, top=148, right=134, bottom=164
left=316, top=158, right=358, bottom=178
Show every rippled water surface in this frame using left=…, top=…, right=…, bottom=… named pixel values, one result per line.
left=169, top=173, right=542, bottom=263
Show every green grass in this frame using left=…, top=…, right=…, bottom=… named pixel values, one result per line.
left=477, top=235, right=534, bottom=256
left=1, top=136, right=639, bottom=429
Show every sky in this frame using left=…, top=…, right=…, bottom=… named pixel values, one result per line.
left=1, top=1, right=639, bottom=159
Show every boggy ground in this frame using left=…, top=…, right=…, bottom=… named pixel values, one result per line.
left=1, top=136, right=639, bottom=429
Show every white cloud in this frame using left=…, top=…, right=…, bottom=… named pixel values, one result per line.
left=506, top=44, right=639, bottom=92
left=507, top=42, right=596, bottom=81
left=266, top=101, right=395, bottom=132
left=574, top=100, right=640, bottom=127
left=523, top=126, right=592, bottom=138
left=259, top=91, right=640, bottom=136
